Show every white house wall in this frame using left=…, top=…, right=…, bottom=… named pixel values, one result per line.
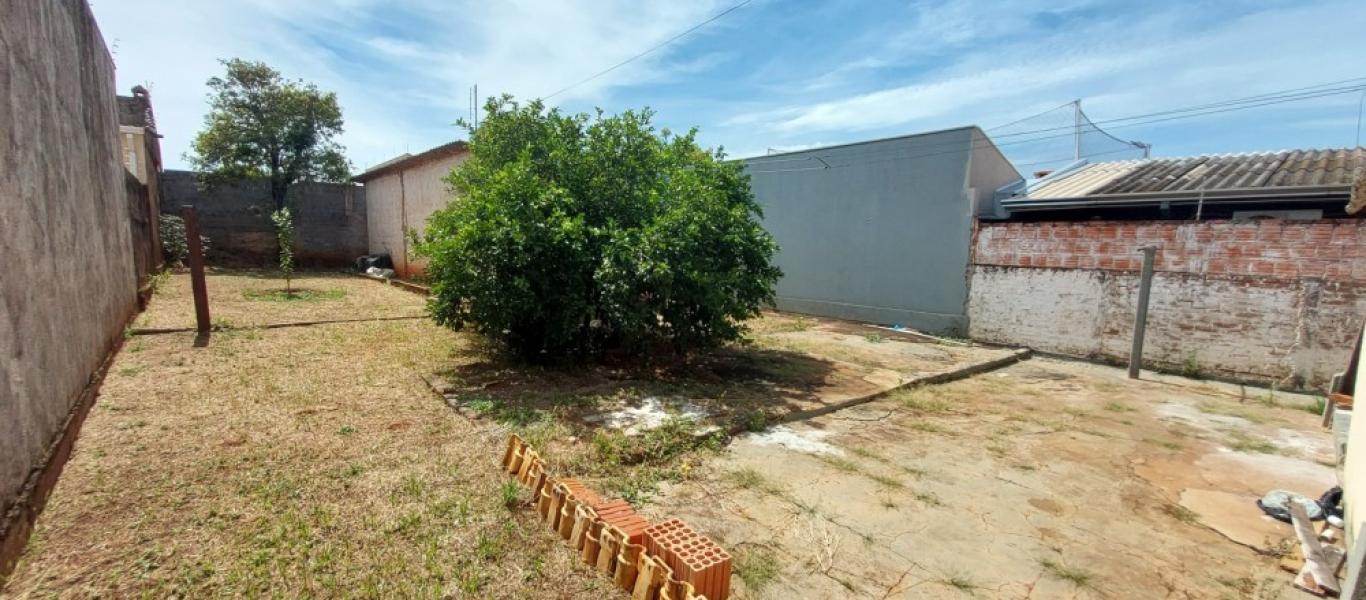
left=364, top=152, right=467, bottom=277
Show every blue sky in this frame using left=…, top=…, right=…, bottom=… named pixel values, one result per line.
left=93, top=0, right=1366, bottom=174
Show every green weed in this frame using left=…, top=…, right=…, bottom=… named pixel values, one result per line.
left=734, top=546, right=780, bottom=593
left=499, top=481, right=521, bottom=510
left=1039, top=557, right=1093, bottom=588
left=1225, top=431, right=1279, bottom=454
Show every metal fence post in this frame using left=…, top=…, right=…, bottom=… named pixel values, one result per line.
left=182, top=206, right=211, bottom=334
left=1128, top=246, right=1157, bottom=379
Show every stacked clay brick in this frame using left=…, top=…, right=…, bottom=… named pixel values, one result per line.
left=645, top=520, right=732, bottom=600
left=502, top=434, right=731, bottom=600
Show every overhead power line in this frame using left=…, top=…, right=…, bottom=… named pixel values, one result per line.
left=988, top=76, right=1366, bottom=132
left=543, top=0, right=753, bottom=101
left=752, top=82, right=1366, bottom=168
left=746, top=78, right=1366, bottom=174
left=987, top=81, right=1366, bottom=142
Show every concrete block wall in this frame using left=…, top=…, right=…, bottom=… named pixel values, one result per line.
left=1, top=0, right=138, bottom=567
left=968, top=219, right=1366, bottom=389
left=160, top=170, right=368, bottom=266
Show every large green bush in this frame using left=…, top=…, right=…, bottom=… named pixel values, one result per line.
left=158, top=214, right=211, bottom=266
left=415, top=97, right=781, bottom=360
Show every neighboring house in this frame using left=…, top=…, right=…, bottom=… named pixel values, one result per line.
left=968, top=148, right=1366, bottom=389
left=117, top=86, right=160, bottom=185
left=353, top=141, right=470, bottom=278
left=116, top=85, right=163, bottom=280
left=743, top=126, right=1022, bottom=334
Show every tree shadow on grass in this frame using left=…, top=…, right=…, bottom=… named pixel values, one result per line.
left=433, top=342, right=879, bottom=431
left=221, top=268, right=357, bottom=281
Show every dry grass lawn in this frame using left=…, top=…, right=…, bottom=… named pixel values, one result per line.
left=2, top=269, right=1096, bottom=599
left=4, top=272, right=614, bottom=598
left=131, top=269, right=426, bottom=330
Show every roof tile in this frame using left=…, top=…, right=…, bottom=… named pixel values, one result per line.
left=1020, top=148, right=1364, bottom=201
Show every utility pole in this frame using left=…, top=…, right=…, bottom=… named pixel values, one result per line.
left=1073, top=99, right=1083, bottom=161
left=1128, top=247, right=1157, bottom=379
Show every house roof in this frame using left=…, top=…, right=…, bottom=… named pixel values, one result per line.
left=1005, top=148, right=1365, bottom=212
left=742, top=125, right=982, bottom=161
left=352, top=141, right=469, bottom=183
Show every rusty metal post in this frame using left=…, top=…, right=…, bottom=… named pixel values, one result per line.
left=1128, top=246, right=1157, bottom=379
left=182, top=206, right=211, bottom=334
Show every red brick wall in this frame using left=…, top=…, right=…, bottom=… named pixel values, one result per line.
left=973, top=219, right=1366, bottom=281
left=968, top=219, right=1366, bottom=389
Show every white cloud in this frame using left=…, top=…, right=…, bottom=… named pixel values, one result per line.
left=89, top=0, right=1366, bottom=176
left=90, top=0, right=730, bottom=170
left=717, top=0, right=1366, bottom=160
left=733, top=51, right=1155, bottom=133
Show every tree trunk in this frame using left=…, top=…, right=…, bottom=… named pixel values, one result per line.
left=271, top=178, right=289, bottom=211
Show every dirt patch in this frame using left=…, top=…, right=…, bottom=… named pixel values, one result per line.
left=643, top=357, right=1334, bottom=599
left=1179, top=489, right=1290, bottom=550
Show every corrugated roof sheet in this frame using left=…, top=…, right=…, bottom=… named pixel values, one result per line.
left=1028, top=160, right=1144, bottom=199
left=1017, top=148, right=1365, bottom=200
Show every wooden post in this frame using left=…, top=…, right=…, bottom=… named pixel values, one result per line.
left=1128, top=246, right=1157, bottom=379
left=182, top=206, right=211, bottom=334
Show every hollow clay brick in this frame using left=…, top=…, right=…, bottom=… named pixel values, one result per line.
left=597, top=525, right=624, bottom=576
left=643, top=519, right=731, bottom=600
left=536, top=480, right=554, bottom=521
left=502, top=434, right=523, bottom=471
left=558, top=497, right=578, bottom=540
left=581, top=520, right=602, bottom=566
left=616, top=541, right=645, bottom=592
left=569, top=502, right=595, bottom=550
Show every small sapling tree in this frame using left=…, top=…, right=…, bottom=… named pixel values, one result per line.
left=271, top=207, right=295, bottom=295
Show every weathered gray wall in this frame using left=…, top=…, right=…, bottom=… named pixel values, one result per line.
left=0, top=0, right=136, bottom=526
left=160, top=170, right=368, bottom=266
left=126, top=172, right=158, bottom=287
left=743, top=127, right=1020, bottom=334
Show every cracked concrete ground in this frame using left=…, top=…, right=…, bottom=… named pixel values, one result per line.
left=644, top=357, right=1335, bottom=599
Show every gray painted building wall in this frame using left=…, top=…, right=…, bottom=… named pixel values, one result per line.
left=743, top=127, right=1020, bottom=334
left=160, top=170, right=368, bottom=266
left=1, top=0, right=137, bottom=531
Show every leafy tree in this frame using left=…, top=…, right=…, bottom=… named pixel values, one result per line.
left=190, top=59, right=349, bottom=210
left=271, top=208, right=295, bottom=294
left=415, top=96, right=781, bottom=360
